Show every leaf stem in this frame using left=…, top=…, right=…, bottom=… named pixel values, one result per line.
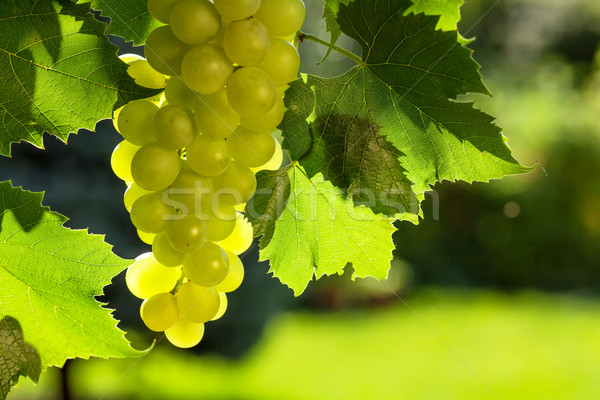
left=298, top=32, right=363, bottom=65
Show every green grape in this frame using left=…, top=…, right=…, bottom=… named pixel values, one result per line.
left=212, top=161, right=257, bottom=205
left=152, top=232, right=185, bottom=267
left=126, top=253, right=181, bottom=299
left=147, top=0, right=179, bottom=23
left=166, top=216, right=207, bottom=253
left=228, top=127, right=276, bottom=167
left=145, top=26, right=190, bottom=76
left=113, top=105, right=124, bottom=133
left=240, top=95, right=284, bottom=132
left=183, top=242, right=229, bottom=286
left=138, top=230, right=157, bottom=245
left=124, top=183, right=152, bottom=212
left=117, top=100, right=159, bottom=146
left=186, top=135, right=231, bottom=177
left=258, top=38, right=300, bottom=86
left=211, top=292, right=228, bottom=321
left=200, top=203, right=237, bottom=242
left=165, top=317, right=205, bottom=348
left=227, top=67, right=277, bottom=116
left=170, top=0, right=221, bottom=45
left=181, top=44, right=233, bottom=94
left=176, top=282, right=220, bottom=323
left=255, top=0, right=306, bottom=37
left=165, top=170, right=213, bottom=214
left=216, top=250, right=244, bottom=292
left=154, top=105, right=197, bottom=150
left=127, top=59, right=167, bottom=89
left=213, top=0, right=260, bottom=20
left=194, top=90, right=240, bottom=140
left=164, top=77, right=198, bottom=109
left=130, top=192, right=175, bottom=233
left=217, top=214, right=253, bottom=254
left=251, top=138, right=283, bottom=172
left=140, top=292, right=180, bottom=332
left=131, top=143, right=182, bottom=191
left=223, top=19, right=270, bottom=67
left=111, top=140, right=140, bottom=183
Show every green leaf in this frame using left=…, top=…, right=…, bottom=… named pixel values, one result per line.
left=0, top=0, right=159, bottom=157
left=322, top=0, right=352, bottom=60
left=406, top=0, right=464, bottom=31
left=0, top=181, right=144, bottom=396
left=252, top=165, right=396, bottom=296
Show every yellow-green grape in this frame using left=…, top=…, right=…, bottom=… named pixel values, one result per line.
left=147, top=0, right=179, bottom=23
left=213, top=0, right=260, bottom=20
left=216, top=250, right=245, bottom=292
left=181, top=45, right=233, bottom=94
left=217, top=214, right=253, bottom=254
left=145, top=26, right=190, bottom=76
left=117, top=100, right=159, bottom=146
left=166, top=216, right=207, bottom=253
left=254, top=0, right=306, bottom=37
left=201, top=203, right=237, bottom=242
left=170, top=0, right=221, bottom=45
left=183, top=242, right=229, bottom=286
left=165, top=317, right=205, bottom=348
left=164, top=77, right=198, bottom=109
left=228, top=127, right=276, bottom=168
left=176, top=282, right=220, bottom=323
left=194, top=90, right=240, bottom=140
left=140, top=292, right=180, bottom=332
left=131, top=192, right=175, bottom=233
left=127, top=59, right=167, bottom=89
left=124, top=184, right=152, bottom=212
left=126, top=253, right=181, bottom=299
left=223, top=19, right=270, bottom=67
left=240, top=95, right=284, bottom=133
left=186, top=135, right=231, bottom=177
left=211, top=292, right=228, bottom=321
left=152, top=232, right=185, bottom=267
left=111, top=140, right=139, bottom=183
left=113, top=105, right=124, bottom=133
left=227, top=67, right=277, bottom=116
left=165, top=169, right=213, bottom=214
left=251, top=138, right=283, bottom=172
left=258, top=38, right=300, bottom=86
left=138, top=230, right=157, bottom=245
left=212, top=161, right=257, bottom=205
left=154, top=105, right=197, bottom=150
left=131, top=143, right=182, bottom=191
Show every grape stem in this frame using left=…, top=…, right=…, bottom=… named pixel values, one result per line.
left=298, top=32, right=363, bottom=65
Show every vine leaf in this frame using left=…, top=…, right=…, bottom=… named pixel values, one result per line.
left=248, top=165, right=396, bottom=296
left=406, top=0, right=464, bottom=31
left=0, top=182, right=144, bottom=397
left=0, top=0, right=159, bottom=157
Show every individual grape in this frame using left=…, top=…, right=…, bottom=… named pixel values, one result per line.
left=165, top=317, right=205, bottom=348
left=251, top=139, right=283, bottom=172
left=127, top=59, right=167, bottom=89
left=140, top=292, right=180, bottom=332
left=165, top=170, right=214, bottom=214
left=228, top=127, right=276, bottom=168
left=212, top=161, right=257, bottom=205
left=147, top=0, right=179, bottom=23
left=145, top=26, right=190, bottom=76
left=183, top=242, right=229, bottom=286
left=213, top=0, right=260, bottom=20
left=130, top=192, right=175, bottom=233
left=152, top=232, right=185, bottom=267
left=211, top=292, right=228, bottom=321
left=216, top=250, right=245, bottom=292
left=126, top=253, right=181, bottom=299
left=176, top=282, right=220, bottom=323
left=254, top=0, right=306, bottom=37
left=164, top=77, right=198, bottom=109
left=186, top=135, right=231, bottom=177
left=201, top=203, right=237, bottom=242
left=138, top=230, right=157, bottom=245
left=117, top=100, right=159, bottom=146
left=166, top=216, right=207, bottom=253
left=154, top=105, right=197, bottom=150
left=111, top=140, right=140, bottom=183
left=170, top=0, right=221, bottom=45
left=258, top=38, right=300, bottom=86
left=223, top=19, right=270, bottom=67
left=240, top=95, right=284, bottom=132
left=124, top=183, right=152, bottom=212
left=194, top=90, right=240, bottom=140
left=227, top=67, right=277, bottom=116
left=181, top=44, right=233, bottom=94
left=217, top=214, right=253, bottom=254
left=131, top=143, right=181, bottom=191
left=113, top=106, right=124, bottom=133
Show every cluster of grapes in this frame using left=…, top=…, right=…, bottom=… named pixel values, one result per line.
left=110, top=0, right=305, bottom=348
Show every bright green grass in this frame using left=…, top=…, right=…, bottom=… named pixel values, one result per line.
left=9, top=289, right=600, bottom=400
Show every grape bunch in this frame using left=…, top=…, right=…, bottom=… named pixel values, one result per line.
left=110, top=0, right=305, bottom=348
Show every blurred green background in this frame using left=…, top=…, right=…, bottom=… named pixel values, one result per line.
left=3, top=0, right=600, bottom=398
